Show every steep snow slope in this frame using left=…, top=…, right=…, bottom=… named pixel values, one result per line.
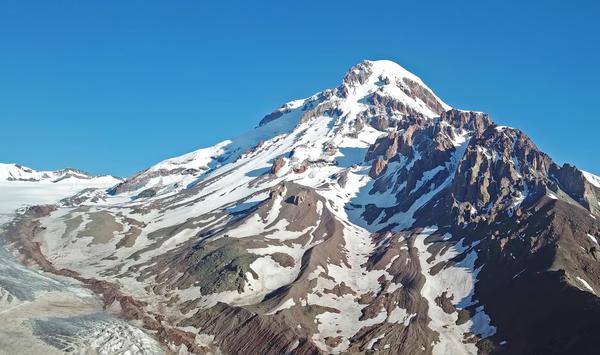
left=582, top=170, right=600, bottom=188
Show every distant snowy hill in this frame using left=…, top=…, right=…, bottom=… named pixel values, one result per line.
left=0, top=163, right=121, bottom=216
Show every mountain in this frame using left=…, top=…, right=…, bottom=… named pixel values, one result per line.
left=0, top=163, right=94, bottom=182
left=2, top=60, right=600, bottom=355
left=0, top=163, right=121, bottom=219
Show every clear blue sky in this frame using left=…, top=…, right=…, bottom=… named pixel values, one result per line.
left=1, top=0, right=598, bottom=177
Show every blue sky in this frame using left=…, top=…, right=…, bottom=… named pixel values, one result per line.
left=1, top=0, right=598, bottom=177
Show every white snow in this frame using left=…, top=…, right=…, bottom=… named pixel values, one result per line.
left=365, top=333, right=385, bottom=350
left=387, top=306, right=415, bottom=326
left=576, top=276, right=595, bottom=294
left=267, top=297, right=296, bottom=314
left=377, top=132, right=470, bottom=231
left=69, top=320, right=164, bottom=354
left=582, top=170, right=600, bottom=188
left=358, top=60, right=452, bottom=113
left=0, top=163, right=90, bottom=182
left=148, top=140, right=231, bottom=173
left=413, top=226, right=495, bottom=355
left=510, top=188, right=527, bottom=209
left=0, top=175, right=120, bottom=216
left=512, top=268, right=527, bottom=279
left=243, top=255, right=300, bottom=301
left=410, top=165, right=445, bottom=194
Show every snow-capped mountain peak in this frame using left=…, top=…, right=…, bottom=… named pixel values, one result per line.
left=0, top=162, right=105, bottom=182
left=344, top=60, right=423, bottom=85
left=114, top=60, right=455, bottom=197
left=0, top=163, right=121, bottom=217
left=3, top=59, right=600, bottom=354
left=338, top=59, right=451, bottom=118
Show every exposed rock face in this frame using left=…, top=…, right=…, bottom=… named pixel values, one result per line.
left=441, top=109, right=492, bottom=135
left=285, top=194, right=304, bottom=205
left=259, top=108, right=287, bottom=127
left=553, top=163, right=600, bottom=215
left=365, top=132, right=400, bottom=161
left=369, top=158, right=388, bottom=178
left=4, top=59, right=600, bottom=355
left=109, top=167, right=198, bottom=195
left=340, top=60, right=374, bottom=93
left=180, top=302, right=321, bottom=354
left=452, top=125, right=552, bottom=212
left=293, top=165, right=307, bottom=174
left=136, top=188, right=157, bottom=199
left=401, top=78, right=447, bottom=115
left=270, top=157, right=286, bottom=175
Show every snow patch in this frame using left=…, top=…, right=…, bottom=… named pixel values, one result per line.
left=576, top=277, right=595, bottom=294
left=582, top=170, right=600, bottom=188
left=413, top=226, right=495, bottom=355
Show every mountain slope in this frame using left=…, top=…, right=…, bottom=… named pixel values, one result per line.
left=0, top=166, right=167, bottom=354
left=4, top=60, right=600, bottom=354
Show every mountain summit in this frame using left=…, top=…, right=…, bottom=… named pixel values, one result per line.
left=2, top=60, right=600, bottom=354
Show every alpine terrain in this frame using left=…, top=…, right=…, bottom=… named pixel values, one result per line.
left=2, top=60, right=600, bottom=355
